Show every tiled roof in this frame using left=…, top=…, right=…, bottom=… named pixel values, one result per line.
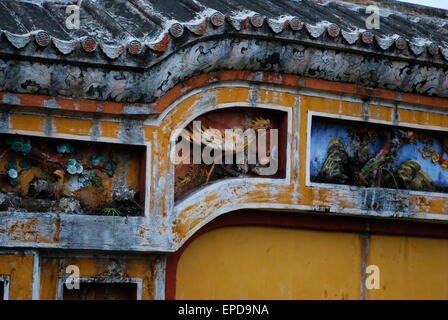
left=1, top=0, right=448, bottom=64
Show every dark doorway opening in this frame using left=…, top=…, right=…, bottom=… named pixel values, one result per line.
left=0, top=281, right=4, bottom=300
left=63, top=282, right=138, bottom=300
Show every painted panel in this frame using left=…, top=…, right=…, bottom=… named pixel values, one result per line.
left=176, top=226, right=361, bottom=300
left=0, top=133, right=145, bottom=216
left=174, top=108, right=287, bottom=201
left=310, top=117, right=448, bottom=193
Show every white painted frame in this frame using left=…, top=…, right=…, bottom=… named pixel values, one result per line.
left=0, top=275, right=10, bottom=300
left=144, top=142, right=152, bottom=218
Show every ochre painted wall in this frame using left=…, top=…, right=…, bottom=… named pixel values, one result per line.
left=176, top=226, right=362, bottom=300
left=367, top=235, right=448, bottom=300
left=0, top=254, right=34, bottom=300
left=176, top=225, right=448, bottom=300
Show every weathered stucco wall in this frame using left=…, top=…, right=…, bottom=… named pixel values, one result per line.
left=1, top=0, right=448, bottom=301
left=0, top=73, right=448, bottom=253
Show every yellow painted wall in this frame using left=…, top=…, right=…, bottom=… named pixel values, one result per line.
left=367, top=235, right=448, bottom=300
left=176, top=226, right=362, bottom=300
left=176, top=225, right=448, bottom=300
left=0, top=254, right=34, bottom=300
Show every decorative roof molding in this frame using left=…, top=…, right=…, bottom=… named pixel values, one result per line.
left=226, top=16, right=250, bottom=31
left=185, top=18, right=209, bottom=36
left=375, top=36, right=395, bottom=51
left=250, top=14, right=265, bottom=28
left=409, top=42, right=427, bottom=56
left=52, top=38, right=77, bottom=55
left=2, top=37, right=448, bottom=107
left=341, top=30, right=359, bottom=45
left=100, top=44, right=126, bottom=60
left=4, top=31, right=33, bottom=49
left=267, top=19, right=289, bottom=34
left=305, top=23, right=327, bottom=39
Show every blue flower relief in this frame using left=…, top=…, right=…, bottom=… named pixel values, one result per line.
left=89, top=154, right=106, bottom=167
left=104, top=161, right=117, bottom=177
left=6, top=137, right=32, bottom=155
left=19, top=160, right=29, bottom=168
left=67, top=159, right=84, bottom=175
left=4, top=158, right=19, bottom=186
left=5, top=157, right=17, bottom=171
left=9, top=178, right=19, bottom=187
left=57, top=143, right=75, bottom=154
left=7, top=168, right=18, bottom=179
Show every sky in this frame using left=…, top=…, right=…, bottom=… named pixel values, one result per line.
left=397, top=0, right=448, bottom=10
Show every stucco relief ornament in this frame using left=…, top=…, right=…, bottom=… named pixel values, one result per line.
left=4, top=31, right=32, bottom=49
left=169, top=23, right=185, bottom=38
left=250, top=14, right=265, bottom=28
left=108, top=73, right=128, bottom=102
left=306, top=23, right=327, bottom=38
left=210, top=12, right=225, bottom=27
left=128, top=40, right=143, bottom=55
left=289, top=17, right=302, bottom=31
left=35, top=31, right=51, bottom=47
left=327, top=24, right=340, bottom=38
left=53, top=38, right=78, bottom=55
left=341, top=30, right=359, bottom=45
left=67, top=159, right=84, bottom=175
left=175, top=116, right=275, bottom=200
left=375, top=36, right=395, bottom=50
